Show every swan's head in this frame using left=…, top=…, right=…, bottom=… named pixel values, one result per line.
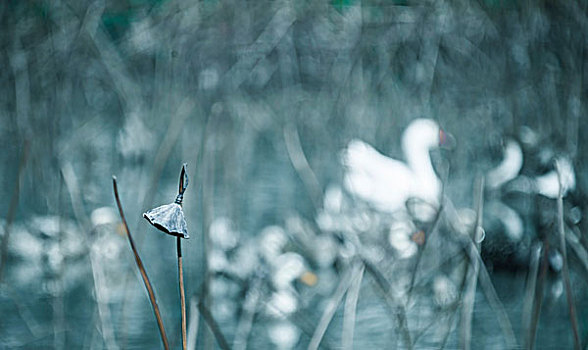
left=402, top=118, right=445, bottom=151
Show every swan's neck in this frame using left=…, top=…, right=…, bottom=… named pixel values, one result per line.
left=403, top=143, right=436, bottom=178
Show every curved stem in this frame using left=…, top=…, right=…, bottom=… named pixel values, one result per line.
left=113, top=177, right=170, bottom=350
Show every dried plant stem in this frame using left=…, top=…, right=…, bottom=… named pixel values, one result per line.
left=177, top=237, right=187, bottom=350
left=444, top=188, right=516, bottom=348
left=460, top=250, right=479, bottom=350
left=187, top=297, right=200, bottom=350
left=440, top=306, right=460, bottom=349
left=555, top=161, right=581, bottom=350
left=566, top=230, right=588, bottom=278
left=460, top=176, right=484, bottom=350
left=0, top=140, right=29, bottom=282
left=528, top=241, right=549, bottom=350
left=342, top=263, right=364, bottom=350
left=462, top=236, right=517, bottom=348
left=309, top=265, right=355, bottom=350
left=173, top=163, right=188, bottom=350
left=197, top=299, right=231, bottom=350
left=112, top=176, right=169, bottom=350
left=284, top=311, right=333, bottom=350
left=522, top=243, right=542, bottom=348
left=284, top=123, right=322, bottom=211
left=362, top=259, right=413, bottom=350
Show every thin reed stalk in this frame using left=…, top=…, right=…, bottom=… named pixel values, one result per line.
left=197, top=298, right=231, bottom=350
left=187, top=297, right=200, bottom=350
left=362, top=259, right=413, bottom=350
left=112, top=176, right=170, bottom=350
left=0, top=140, right=29, bottom=282
left=342, top=263, right=364, bottom=350
left=309, top=265, right=355, bottom=350
left=284, top=123, right=323, bottom=211
left=460, top=176, right=484, bottom=350
left=462, top=234, right=517, bottom=348
left=528, top=241, right=549, bottom=350
left=522, top=243, right=542, bottom=348
left=555, top=161, right=581, bottom=350
left=444, top=195, right=517, bottom=348
left=177, top=237, right=187, bottom=350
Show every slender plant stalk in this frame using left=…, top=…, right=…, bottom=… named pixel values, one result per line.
left=283, top=123, right=322, bottom=211
left=443, top=217, right=482, bottom=350
left=0, top=140, right=29, bottom=282
left=197, top=299, right=231, bottom=350
left=444, top=195, right=517, bottom=348
left=112, top=176, right=170, bottom=350
left=440, top=306, right=460, bottom=349
left=342, top=263, right=364, bottom=350
left=309, top=265, right=355, bottom=350
left=177, top=237, right=187, bottom=350
left=187, top=297, right=200, bottom=350
left=566, top=231, right=588, bottom=278
left=362, top=259, right=413, bottom=350
left=522, top=243, right=542, bottom=348
left=174, top=164, right=189, bottom=350
left=555, top=161, right=581, bottom=350
left=460, top=240, right=479, bottom=350
left=529, top=241, right=549, bottom=350
left=462, top=234, right=517, bottom=348
left=460, top=176, right=484, bottom=350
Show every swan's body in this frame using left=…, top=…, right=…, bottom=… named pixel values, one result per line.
left=342, top=119, right=442, bottom=214
left=535, top=157, right=575, bottom=198
left=507, top=157, right=576, bottom=199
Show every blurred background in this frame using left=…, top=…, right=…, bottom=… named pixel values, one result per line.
left=1, top=0, right=588, bottom=349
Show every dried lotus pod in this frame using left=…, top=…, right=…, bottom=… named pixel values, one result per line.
left=143, top=164, right=189, bottom=239
left=143, top=203, right=189, bottom=239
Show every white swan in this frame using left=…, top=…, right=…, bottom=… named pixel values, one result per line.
left=507, top=157, right=576, bottom=199
left=535, top=157, right=575, bottom=198
left=341, top=118, right=443, bottom=214
left=514, top=126, right=575, bottom=198
left=486, top=139, right=524, bottom=190
left=484, top=138, right=525, bottom=242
